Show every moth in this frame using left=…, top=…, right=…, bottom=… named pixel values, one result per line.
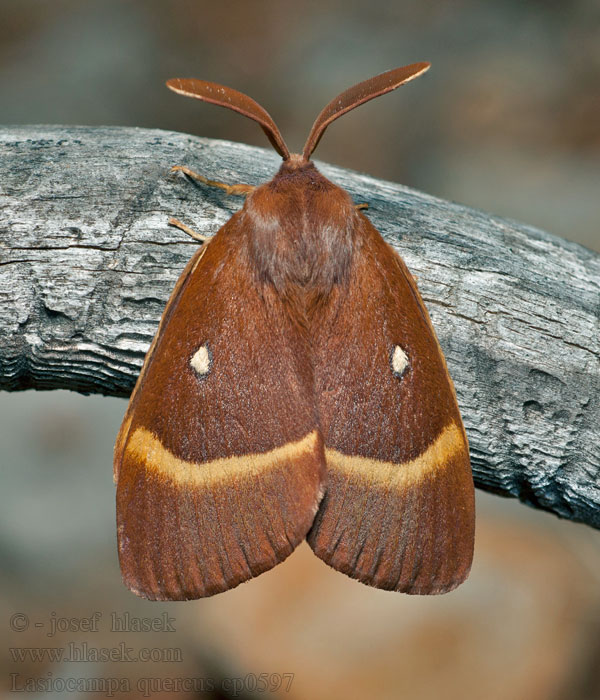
left=114, top=62, right=475, bottom=600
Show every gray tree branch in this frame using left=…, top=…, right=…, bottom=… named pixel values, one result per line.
left=1, top=126, right=598, bottom=527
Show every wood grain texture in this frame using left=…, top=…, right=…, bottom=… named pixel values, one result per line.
left=0, top=126, right=598, bottom=529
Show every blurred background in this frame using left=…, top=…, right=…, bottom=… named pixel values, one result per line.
left=1, top=1, right=599, bottom=698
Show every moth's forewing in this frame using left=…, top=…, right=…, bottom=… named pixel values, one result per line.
left=114, top=217, right=324, bottom=600
left=309, top=215, right=474, bottom=594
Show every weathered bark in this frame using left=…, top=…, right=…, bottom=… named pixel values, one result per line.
left=1, top=125, right=598, bottom=527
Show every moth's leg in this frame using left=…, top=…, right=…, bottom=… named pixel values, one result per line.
left=168, top=217, right=210, bottom=242
left=355, top=202, right=369, bottom=211
left=171, top=165, right=255, bottom=196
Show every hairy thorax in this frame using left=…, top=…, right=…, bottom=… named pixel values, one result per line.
left=242, top=159, right=358, bottom=318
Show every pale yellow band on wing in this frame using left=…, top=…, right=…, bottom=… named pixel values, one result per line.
left=125, top=427, right=320, bottom=486
left=325, top=422, right=465, bottom=488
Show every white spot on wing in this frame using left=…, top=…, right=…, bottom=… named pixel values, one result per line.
left=190, top=344, right=211, bottom=377
left=391, top=345, right=409, bottom=377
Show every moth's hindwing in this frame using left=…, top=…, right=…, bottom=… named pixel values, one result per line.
left=308, top=216, right=474, bottom=594
left=114, top=216, right=325, bottom=600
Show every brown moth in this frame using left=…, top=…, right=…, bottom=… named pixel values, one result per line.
left=114, top=62, right=475, bottom=601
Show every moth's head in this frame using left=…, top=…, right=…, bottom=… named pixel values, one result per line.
left=166, top=62, right=430, bottom=166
